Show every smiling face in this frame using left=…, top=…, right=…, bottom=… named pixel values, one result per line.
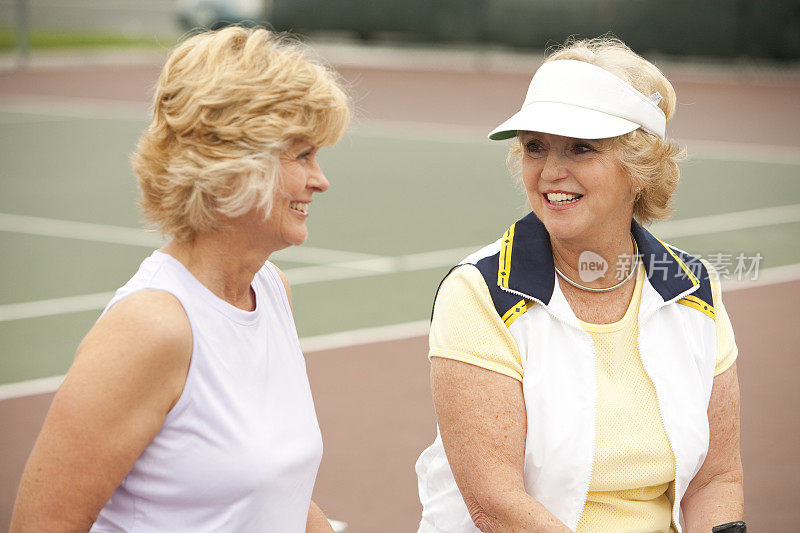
left=260, top=139, right=329, bottom=251
left=520, top=132, right=636, bottom=244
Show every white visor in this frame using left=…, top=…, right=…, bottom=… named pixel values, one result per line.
left=489, top=60, right=667, bottom=141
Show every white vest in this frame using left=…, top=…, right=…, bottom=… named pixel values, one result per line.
left=416, top=214, right=718, bottom=533
left=91, top=251, right=322, bottom=532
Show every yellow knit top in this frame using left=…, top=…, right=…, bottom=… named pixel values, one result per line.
left=429, top=261, right=738, bottom=532
left=576, top=263, right=673, bottom=531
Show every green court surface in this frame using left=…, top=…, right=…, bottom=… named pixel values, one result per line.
left=1, top=109, right=799, bottom=386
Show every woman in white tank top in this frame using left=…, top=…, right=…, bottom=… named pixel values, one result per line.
left=11, top=27, right=350, bottom=533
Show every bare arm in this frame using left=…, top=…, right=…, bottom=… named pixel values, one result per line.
left=10, top=290, right=192, bottom=532
left=682, top=363, right=744, bottom=532
left=432, top=357, right=570, bottom=532
left=306, top=500, right=335, bottom=533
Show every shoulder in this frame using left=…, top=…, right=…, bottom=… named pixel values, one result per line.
left=437, top=257, right=528, bottom=326
left=431, top=266, right=526, bottom=381
left=435, top=264, right=494, bottom=315
left=76, top=289, right=192, bottom=409
left=9, top=290, right=193, bottom=531
left=436, top=264, right=534, bottom=329
left=437, top=264, right=488, bottom=302
left=95, top=289, right=191, bottom=346
left=87, top=289, right=192, bottom=361
left=266, top=261, right=293, bottom=310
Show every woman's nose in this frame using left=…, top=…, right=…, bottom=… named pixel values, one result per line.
left=310, top=163, right=330, bottom=193
left=540, top=151, right=568, bottom=182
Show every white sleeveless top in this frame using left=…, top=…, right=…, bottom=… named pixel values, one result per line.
left=91, top=251, right=322, bottom=532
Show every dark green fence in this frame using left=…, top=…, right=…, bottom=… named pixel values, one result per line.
left=265, top=0, right=800, bottom=60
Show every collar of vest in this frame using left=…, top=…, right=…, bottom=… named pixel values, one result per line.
left=497, top=212, right=699, bottom=305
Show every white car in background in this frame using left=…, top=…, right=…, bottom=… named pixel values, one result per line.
left=176, top=0, right=271, bottom=30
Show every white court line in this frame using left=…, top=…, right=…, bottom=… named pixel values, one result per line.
left=0, top=292, right=116, bottom=323
left=0, top=96, right=149, bottom=122
left=3, top=101, right=800, bottom=165
left=353, top=119, right=800, bottom=165
left=653, top=203, right=800, bottom=239
left=0, top=375, right=66, bottom=401
left=0, top=114, right=73, bottom=125
left=227, top=204, right=800, bottom=285
left=2, top=249, right=798, bottom=321
left=0, top=212, right=389, bottom=266
left=0, top=320, right=430, bottom=401
left=2, top=204, right=799, bottom=322
left=722, top=263, right=800, bottom=292
left=277, top=247, right=389, bottom=266
left=2, top=203, right=798, bottom=250
left=353, top=119, right=488, bottom=144
left=0, top=246, right=476, bottom=322
left=1, top=263, right=791, bottom=402
left=0, top=213, right=164, bottom=247
left=686, top=141, right=800, bottom=166
left=299, top=320, right=429, bottom=353
left=1, top=265, right=798, bottom=401
left=283, top=246, right=478, bottom=285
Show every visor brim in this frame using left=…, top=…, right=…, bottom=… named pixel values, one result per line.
left=488, top=102, right=641, bottom=141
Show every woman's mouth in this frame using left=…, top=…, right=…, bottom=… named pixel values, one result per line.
left=289, top=201, right=309, bottom=216
left=544, top=192, right=583, bottom=207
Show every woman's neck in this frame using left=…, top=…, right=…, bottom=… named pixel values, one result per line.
left=160, top=230, right=273, bottom=311
left=550, top=229, right=637, bottom=290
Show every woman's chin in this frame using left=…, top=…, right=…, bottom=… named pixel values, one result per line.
left=287, top=231, right=308, bottom=247
left=541, top=217, right=586, bottom=242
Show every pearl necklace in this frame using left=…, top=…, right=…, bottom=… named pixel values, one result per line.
left=553, top=238, right=639, bottom=293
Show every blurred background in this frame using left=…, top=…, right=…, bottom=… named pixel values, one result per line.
left=2, top=0, right=800, bottom=59
left=1, top=1, right=800, bottom=532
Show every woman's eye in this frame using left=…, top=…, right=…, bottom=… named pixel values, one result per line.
left=573, top=143, right=595, bottom=154
left=525, top=141, right=544, bottom=154
left=297, top=150, right=312, bottom=160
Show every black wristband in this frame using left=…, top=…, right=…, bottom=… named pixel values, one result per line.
left=712, top=521, right=746, bottom=532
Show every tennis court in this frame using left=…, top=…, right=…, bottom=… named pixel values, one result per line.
left=1, top=48, right=799, bottom=531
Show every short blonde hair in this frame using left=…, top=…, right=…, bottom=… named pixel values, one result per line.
left=508, top=36, right=684, bottom=223
left=133, top=27, right=350, bottom=241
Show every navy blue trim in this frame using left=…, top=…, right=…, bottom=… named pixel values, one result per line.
left=500, top=214, right=703, bottom=304
left=497, top=214, right=707, bottom=304
left=474, top=253, right=530, bottom=318
left=631, top=220, right=699, bottom=302
left=670, top=245, right=714, bottom=309
left=433, top=214, right=711, bottom=324
left=504, top=213, right=556, bottom=304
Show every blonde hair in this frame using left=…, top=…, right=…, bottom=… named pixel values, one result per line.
left=507, top=36, right=684, bottom=223
left=133, top=27, right=351, bottom=241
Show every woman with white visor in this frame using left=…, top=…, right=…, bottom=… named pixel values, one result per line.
left=415, top=37, right=744, bottom=532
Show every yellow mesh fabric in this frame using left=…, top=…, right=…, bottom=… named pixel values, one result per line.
left=429, top=265, right=523, bottom=382
left=577, top=264, right=677, bottom=533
